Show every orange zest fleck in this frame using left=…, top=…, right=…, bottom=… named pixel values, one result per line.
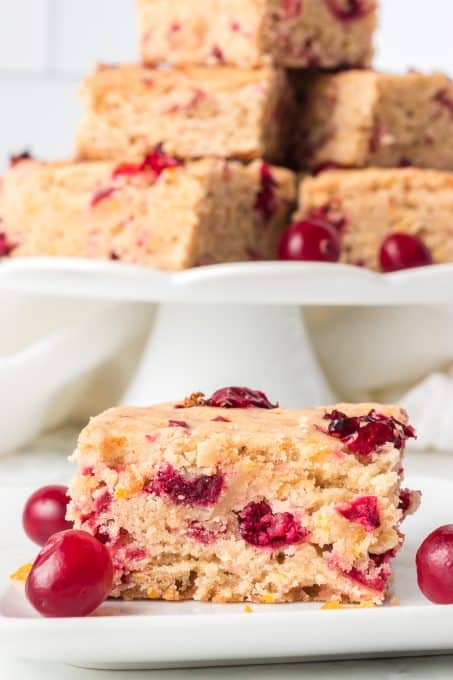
left=321, top=600, right=375, bottom=610
left=244, top=605, right=254, bottom=613
left=10, top=563, right=32, bottom=582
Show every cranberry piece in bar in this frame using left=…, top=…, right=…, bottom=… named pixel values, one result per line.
left=26, top=530, right=113, bottom=617
left=23, top=485, right=72, bottom=546
left=380, top=233, right=432, bottom=272
left=147, top=464, right=224, bottom=507
left=238, top=500, right=308, bottom=549
left=416, top=525, right=453, bottom=604
left=336, top=496, right=380, bottom=531
left=208, top=387, right=277, bottom=409
left=0, top=232, right=15, bottom=257
left=325, top=0, right=374, bottom=21
left=254, top=163, right=278, bottom=222
left=279, top=219, right=340, bottom=262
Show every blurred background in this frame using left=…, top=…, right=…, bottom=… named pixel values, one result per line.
left=0, top=0, right=452, bottom=170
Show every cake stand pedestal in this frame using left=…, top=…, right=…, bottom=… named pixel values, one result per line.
left=2, top=258, right=453, bottom=411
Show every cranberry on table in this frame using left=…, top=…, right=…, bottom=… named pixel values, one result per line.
left=278, top=219, right=340, bottom=263
left=23, top=485, right=72, bottom=546
left=416, top=525, right=453, bottom=604
left=379, top=233, right=432, bottom=273
left=26, top=530, right=114, bottom=617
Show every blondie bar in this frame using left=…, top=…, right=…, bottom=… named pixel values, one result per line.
left=136, top=0, right=377, bottom=69
left=294, top=71, right=453, bottom=171
left=0, top=153, right=295, bottom=270
left=76, top=64, right=293, bottom=163
left=67, top=388, right=419, bottom=605
left=295, top=168, right=453, bottom=270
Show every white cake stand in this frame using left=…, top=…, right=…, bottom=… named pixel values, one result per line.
left=2, top=258, right=453, bottom=410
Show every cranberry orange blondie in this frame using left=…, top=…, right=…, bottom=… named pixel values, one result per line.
left=294, top=71, right=453, bottom=171
left=67, top=388, right=419, bottom=605
left=136, top=0, right=377, bottom=69
left=0, top=154, right=295, bottom=269
left=76, top=64, right=294, bottom=163
left=295, top=168, right=453, bottom=270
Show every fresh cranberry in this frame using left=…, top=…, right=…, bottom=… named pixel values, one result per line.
left=22, top=486, right=72, bottom=546
left=0, top=232, right=15, bottom=257
left=379, top=233, right=432, bottom=273
left=238, top=500, right=308, bottom=549
left=325, top=0, right=374, bottom=21
left=324, top=410, right=416, bottom=457
left=416, top=525, right=453, bottom=604
left=90, top=186, right=117, bottom=208
left=25, top=530, right=113, bottom=617
left=208, top=387, right=277, bottom=409
left=279, top=219, right=340, bottom=262
left=254, top=163, right=278, bottom=222
left=146, top=464, right=224, bottom=506
left=336, top=496, right=380, bottom=531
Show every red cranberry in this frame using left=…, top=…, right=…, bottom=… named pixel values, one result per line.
left=113, top=146, right=181, bottom=181
left=146, top=464, right=224, bottom=506
left=23, top=485, right=72, bottom=546
left=25, top=530, right=113, bottom=617
left=416, top=525, right=453, bottom=604
left=239, top=500, right=308, bottom=549
left=345, top=552, right=393, bottom=592
left=254, top=163, right=278, bottom=222
left=336, top=496, right=380, bottom=531
left=9, top=150, right=32, bottom=167
left=325, top=0, right=374, bottom=21
left=324, top=409, right=416, bottom=457
left=168, top=419, right=190, bottom=429
left=379, top=233, right=432, bottom=273
left=0, top=232, right=15, bottom=257
left=279, top=219, right=340, bottom=262
left=208, top=387, right=277, bottom=409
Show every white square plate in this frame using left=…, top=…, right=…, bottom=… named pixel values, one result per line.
left=1, top=452, right=453, bottom=670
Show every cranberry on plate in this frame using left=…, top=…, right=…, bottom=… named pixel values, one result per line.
left=379, top=233, right=432, bottom=273
left=22, top=485, right=72, bottom=546
left=416, top=525, right=453, bottom=604
left=26, top=530, right=114, bottom=617
left=279, top=219, right=340, bottom=263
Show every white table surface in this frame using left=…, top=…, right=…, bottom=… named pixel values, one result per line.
left=1, top=429, right=453, bottom=679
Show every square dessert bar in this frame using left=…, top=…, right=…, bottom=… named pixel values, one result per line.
left=296, top=168, right=453, bottom=270
left=67, top=388, right=419, bottom=605
left=0, top=154, right=295, bottom=270
left=136, top=0, right=377, bottom=69
left=294, top=70, right=453, bottom=171
left=76, top=64, right=294, bottom=164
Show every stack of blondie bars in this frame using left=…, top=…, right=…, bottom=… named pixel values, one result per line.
left=1, top=0, right=452, bottom=271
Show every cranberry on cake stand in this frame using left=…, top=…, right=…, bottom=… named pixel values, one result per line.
left=2, top=257, right=453, bottom=409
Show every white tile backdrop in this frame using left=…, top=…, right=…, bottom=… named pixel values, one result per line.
left=0, top=0, right=451, bottom=170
